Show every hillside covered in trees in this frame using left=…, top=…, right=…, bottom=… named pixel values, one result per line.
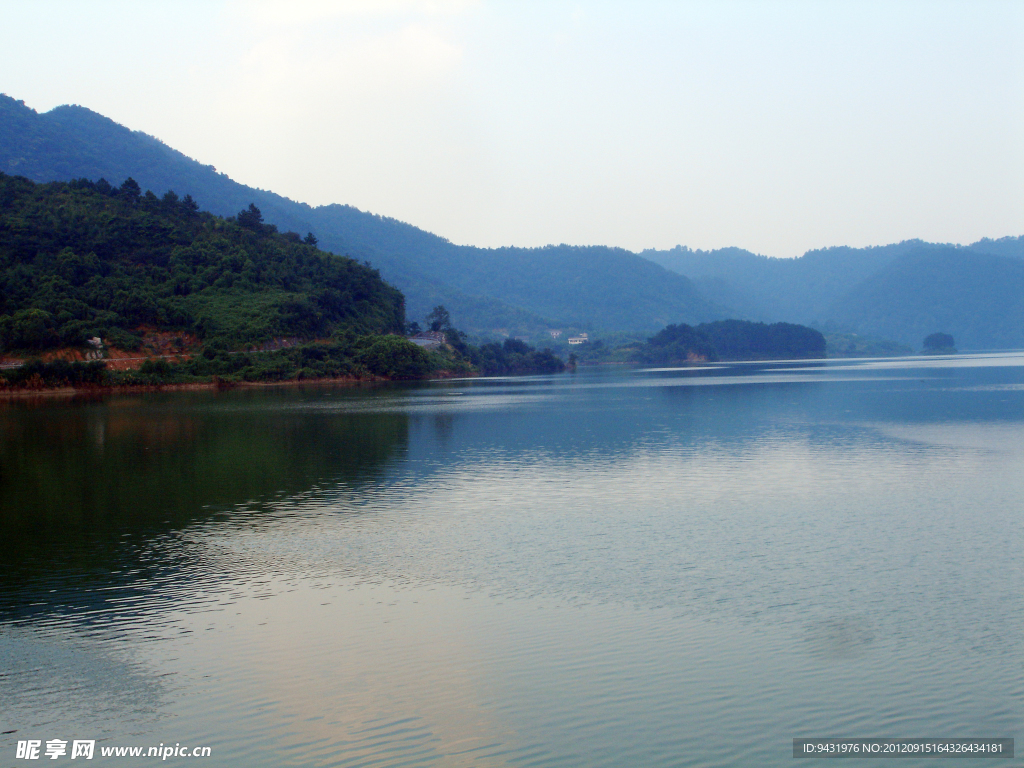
left=639, top=320, right=826, bottom=365
left=0, top=173, right=571, bottom=388
left=0, top=172, right=404, bottom=353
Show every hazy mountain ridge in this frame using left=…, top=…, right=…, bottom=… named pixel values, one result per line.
left=305, top=202, right=724, bottom=331
left=1, top=97, right=321, bottom=236
left=827, top=247, right=1024, bottom=349
left=642, top=237, right=1024, bottom=347
left=1, top=95, right=725, bottom=335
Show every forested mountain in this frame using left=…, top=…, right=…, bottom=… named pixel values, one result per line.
left=302, top=201, right=724, bottom=332
left=827, top=247, right=1024, bottom=349
left=0, top=173, right=404, bottom=353
left=640, top=243, right=918, bottom=322
left=642, top=237, right=1024, bottom=348
left=1, top=94, right=724, bottom=335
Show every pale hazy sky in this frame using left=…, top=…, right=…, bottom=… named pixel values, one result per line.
left=1, top=0, right=1022, bottom=256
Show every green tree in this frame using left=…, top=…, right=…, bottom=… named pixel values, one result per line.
left=237, top=203, right=263, bottom=230
left=0, top=308, right=59, bottom=350
left=119, top=177, right=141, bottom=203
left=426, top=305, right=451, bottom=332
left=355, top=335, right=433, bottom=379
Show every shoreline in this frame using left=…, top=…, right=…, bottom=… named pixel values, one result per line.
left=0, top=368, right=479, bottom=401
left=0, top=375, right=378, bottom=400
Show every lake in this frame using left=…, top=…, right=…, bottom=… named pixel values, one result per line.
left=2, top=354, right=1022, bottom=766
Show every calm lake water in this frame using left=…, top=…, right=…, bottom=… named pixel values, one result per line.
left=2, top=354, right=1022, bottom=766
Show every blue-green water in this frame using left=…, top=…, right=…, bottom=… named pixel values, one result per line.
left=2, top=354, right=1022, bottom=766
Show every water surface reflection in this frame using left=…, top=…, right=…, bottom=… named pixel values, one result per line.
left=2, top=358, right=1022, bottom=766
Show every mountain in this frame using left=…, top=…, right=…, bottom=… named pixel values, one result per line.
left=640, top=243, right=916, bottom=323
left=641, top=237, right=1024, bottom=349
left=827, top=247, right=1024, bottom=349
left=0, top=94, right=726, bottom=336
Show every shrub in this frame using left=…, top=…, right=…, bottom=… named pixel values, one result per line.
left=355, top=335, right=433, bottom=379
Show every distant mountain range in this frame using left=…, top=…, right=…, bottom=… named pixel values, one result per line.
left=642, top=238, right=1024, bottom=349
left=3, top=93, right=1022, bottom=349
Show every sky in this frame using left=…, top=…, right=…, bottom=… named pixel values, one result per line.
left=1, top=0, right=1022, bottom=257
